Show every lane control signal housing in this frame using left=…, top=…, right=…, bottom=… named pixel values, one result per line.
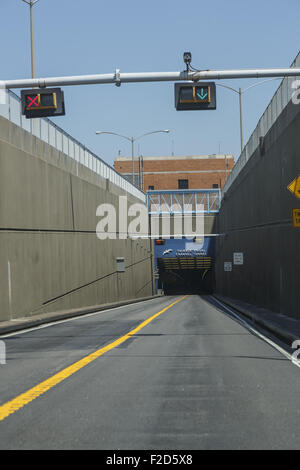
left=21, top=87, right=65, bottom=118
left=174, top=82, right=216, bottom=110
left=155, top=239, right=166, bottom=245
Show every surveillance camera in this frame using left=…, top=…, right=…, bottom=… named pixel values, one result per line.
left=183, top=52, right=192, bottom=64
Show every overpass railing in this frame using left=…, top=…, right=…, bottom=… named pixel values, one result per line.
left=0, top=89, right=145, bottom=202
left=147, top=189, right=221, bottom=214
left=223, top=51, right=300, bottom=195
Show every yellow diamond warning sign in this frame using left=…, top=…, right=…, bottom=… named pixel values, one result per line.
left=287, top=176, right=300, bottom=199
left=292, top=209, right=300, bottom=228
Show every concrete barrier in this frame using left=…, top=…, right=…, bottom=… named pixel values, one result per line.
left=0, top=115, right=154, bottom=322
left=215, top=98, right=300, bottom=320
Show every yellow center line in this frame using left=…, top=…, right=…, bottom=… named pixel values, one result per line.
left=0, top=295, right=187, bottom=422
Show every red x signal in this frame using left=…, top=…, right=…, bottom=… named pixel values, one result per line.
left=21, top=88, right=65, bottom=118
left=27, top=95, right=39, bottom=108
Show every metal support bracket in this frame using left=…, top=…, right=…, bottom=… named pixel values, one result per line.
left=114, top=69, right=121, bottom=87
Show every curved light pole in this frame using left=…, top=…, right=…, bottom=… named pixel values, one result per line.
left=95, top=129, right=170, bottom=185
left=22, top=0, right=40, bottom=79
left=216, top=78, right=281, bottom=152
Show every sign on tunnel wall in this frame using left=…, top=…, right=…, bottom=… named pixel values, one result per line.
left=233, top=252, right=244, bottom=265
left=292, top=208, right=300, bottom=227
left=224, top=262, right=232, bottom=272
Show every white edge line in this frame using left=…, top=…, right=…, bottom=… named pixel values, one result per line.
left=212, top=297, right=300, bottom=369
left=0, top=297, right=164, bottom=339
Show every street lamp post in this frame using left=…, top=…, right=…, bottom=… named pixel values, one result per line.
left=216, top=78, right=280, bottom=152
left=238, top=87, right=243, bottom=151
left=96, top=130, right=170, bottom=186
left=22, top=0, right=40, bottom=79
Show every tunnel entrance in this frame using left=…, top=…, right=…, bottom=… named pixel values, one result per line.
left=157, top=256, right=214, bottom=295
left=148, top=189, right=219, bottom=297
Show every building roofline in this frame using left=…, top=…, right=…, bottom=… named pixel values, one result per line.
left=114, top=154, right=234, bottom=162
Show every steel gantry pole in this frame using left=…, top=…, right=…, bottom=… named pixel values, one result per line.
left=3, top=67, right=300, bottom=90
left=22, top=0, right=40, bottom=79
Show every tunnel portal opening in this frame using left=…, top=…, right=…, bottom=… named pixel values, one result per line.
left=157, top=257, right=214, bottom=295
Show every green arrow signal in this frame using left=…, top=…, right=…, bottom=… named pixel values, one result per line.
left=196, top=88, right=208, bottom=100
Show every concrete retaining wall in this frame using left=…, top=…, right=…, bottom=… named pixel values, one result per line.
left=215, top=99, right=300, bottom=319
left=0, top=115, right=154, bottom=322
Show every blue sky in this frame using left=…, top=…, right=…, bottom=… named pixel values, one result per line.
left=1, top=0, right=300, bottom=166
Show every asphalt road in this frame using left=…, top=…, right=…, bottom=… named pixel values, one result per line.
left=0, top=294, right=300, bottom=450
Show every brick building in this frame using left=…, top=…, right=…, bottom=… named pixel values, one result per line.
left=114, top=154, right=235, bottom=191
